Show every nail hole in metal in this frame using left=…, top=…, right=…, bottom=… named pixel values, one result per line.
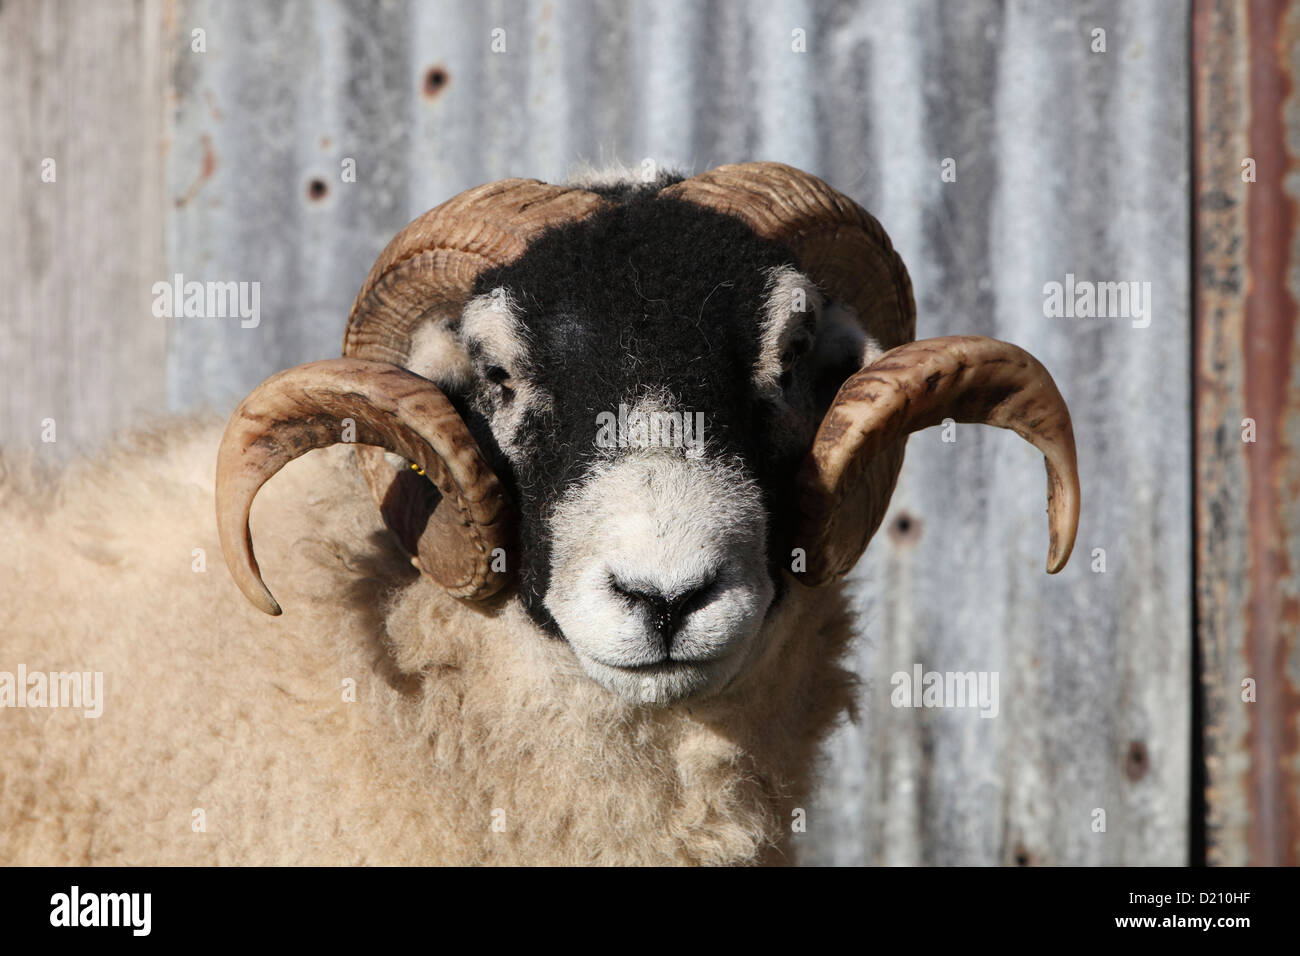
left=888, top=511, right=922, bottom=545
left=1125, top=740, right=1149, bottom=781
left=423, top=66, right=449, bottom=97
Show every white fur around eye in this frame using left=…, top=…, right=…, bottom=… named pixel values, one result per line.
left=457, top=288, right=551, bottom=458
left=754, top=266, right=824, bottom=393
left=460, top=288, right=530, bottom=376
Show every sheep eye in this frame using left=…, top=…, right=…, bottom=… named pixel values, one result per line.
left=779, top=329, right=814, bottom=381
left=481, top=366, right=516, bottom=409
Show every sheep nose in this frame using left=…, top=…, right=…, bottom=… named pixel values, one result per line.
left=610, top=576, right=717, bottom=646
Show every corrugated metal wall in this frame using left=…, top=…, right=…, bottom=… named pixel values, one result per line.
left=2, top=0, right=1195, bottom=864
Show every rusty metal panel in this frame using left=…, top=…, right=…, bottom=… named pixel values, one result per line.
left=1193, top=0, right=1300, bottom=867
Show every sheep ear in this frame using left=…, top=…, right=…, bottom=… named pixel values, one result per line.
left=792, top=335, right=1081, bottom=585
left=405, top=318, right=475, bottom=396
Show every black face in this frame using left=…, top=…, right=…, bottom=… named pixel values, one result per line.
left=467, top=192, right=813, bottom=635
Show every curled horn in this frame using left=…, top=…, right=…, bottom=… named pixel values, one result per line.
left=216, top=359, right=512, bottom=615
left=666, top=163, right=1079, bottom=581
left=795, top=336, right=1080, bottom=584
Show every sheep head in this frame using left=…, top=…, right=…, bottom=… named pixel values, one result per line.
left=216, top=162, right=1079, bottom=705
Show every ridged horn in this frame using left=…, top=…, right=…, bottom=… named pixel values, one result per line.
left=216, top=358, right=513, bottom=614
left=795, top=335, right=1080, bottom=584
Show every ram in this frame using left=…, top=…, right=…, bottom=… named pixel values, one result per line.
left=0, top=162, right=1079, bottom=865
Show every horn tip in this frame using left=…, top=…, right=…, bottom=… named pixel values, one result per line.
left=248, top=585, right=283, bottom=616
left=1045, top=534, right=1076, bottom=574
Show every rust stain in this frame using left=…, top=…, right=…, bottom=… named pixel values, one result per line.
left=1193, top=0, right=1300, bottom=866
left=1241, top=0, right=1300, bottom=867
left=1193, top=0, right=1243, bottom=869
left=174, top=133, right=216, bottom=208
left=203, top=88, right=223, bottom=122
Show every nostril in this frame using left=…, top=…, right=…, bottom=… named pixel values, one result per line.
left=609, top=574, right=718, bottom=643
left=672, top=576, right=718, bottom=620
left=610, top=579, right=668, bottom=624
